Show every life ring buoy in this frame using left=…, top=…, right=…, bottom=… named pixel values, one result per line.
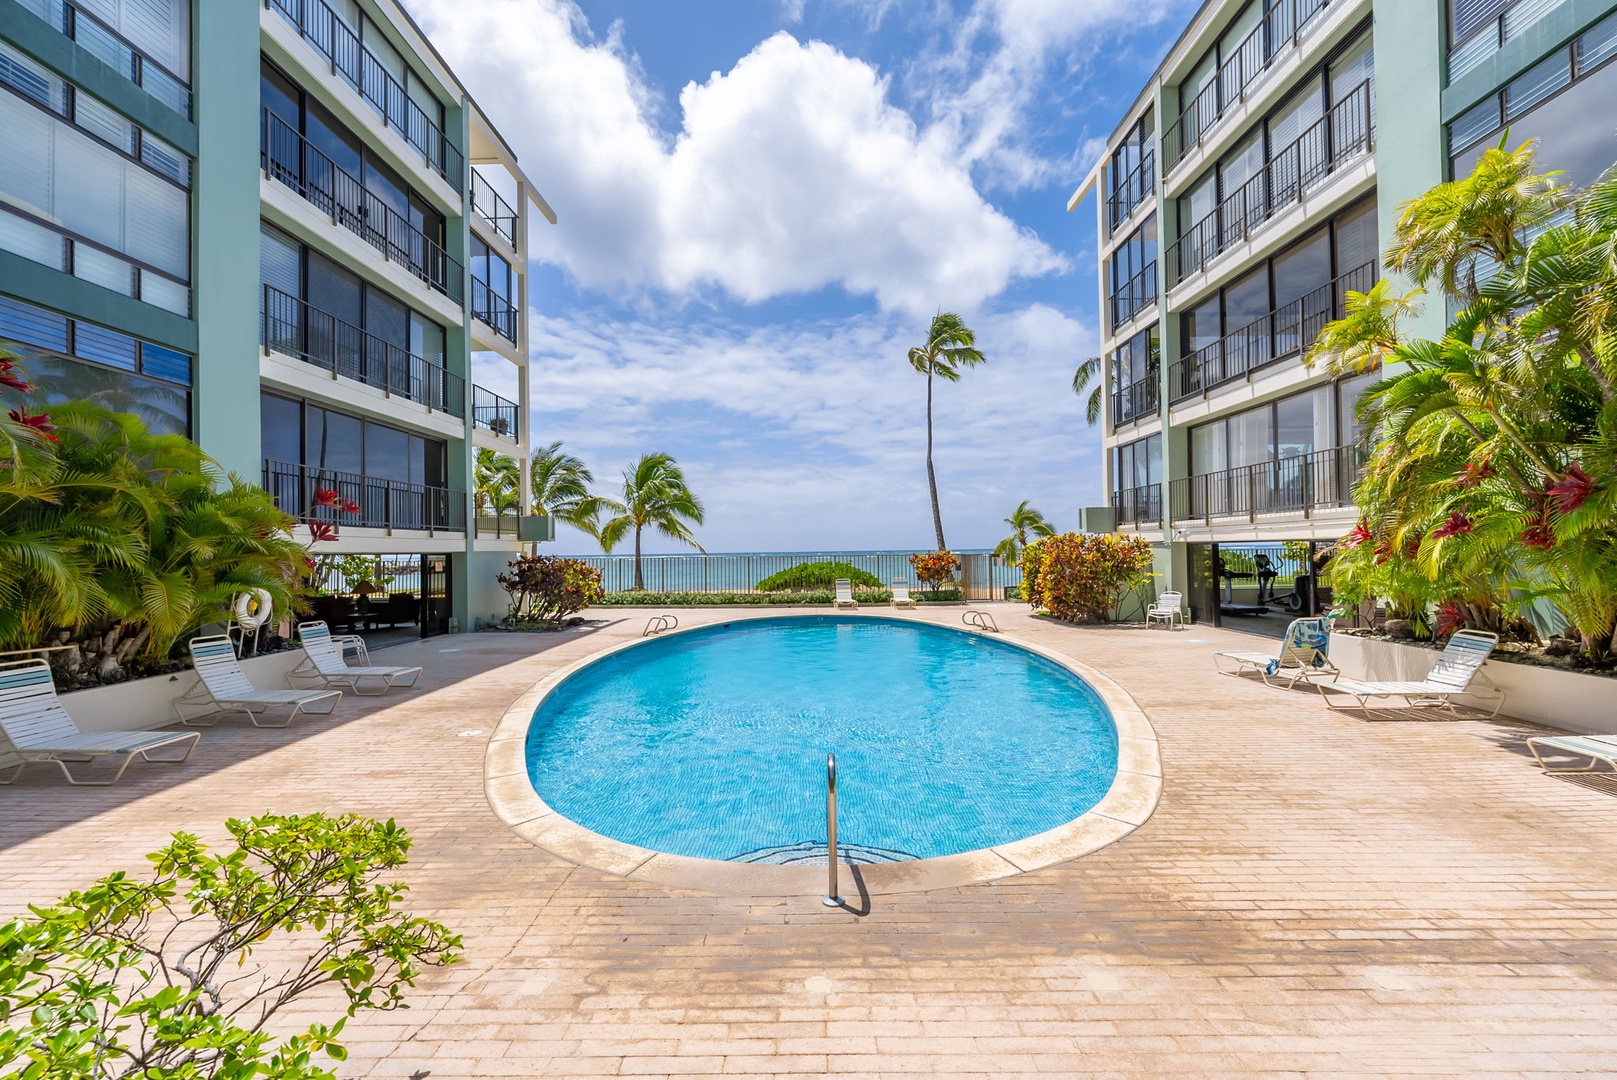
left=233, top=589, right=273, bottom=630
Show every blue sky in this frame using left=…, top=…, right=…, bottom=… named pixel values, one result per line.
left=414, top=0, right=1193, bottom=553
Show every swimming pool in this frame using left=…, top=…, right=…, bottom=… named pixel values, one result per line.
left=523, top=616, right=1119, bottom=862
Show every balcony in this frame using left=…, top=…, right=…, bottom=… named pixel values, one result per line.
left=262, top=286, right=465, bottom=416
left=263, top=111, right=464, bottom=303
left=1111, top=377, right=1160, bottom=427
left=471, top=279, right=519, bottom=344
left=1169, top=444, right=1365, bottom=524
left=1113, top=484, right=1163, bottom=527
left=1107, top=150, right=1155, bottom=234
left=1162, top=0, right=1333, bottom=173
left=1168, top=80, right=1373, bottom=287
left=473, top=384, right=520, bottom=441
left=1109, top=262, right=1158, bottom=331
left=1169, top=261, right=1376, bottom=402
left=471, top=170, right=519, bottom=249
left=263, top=459, right=466, bottom=534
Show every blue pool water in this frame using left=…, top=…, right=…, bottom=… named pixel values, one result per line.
left=524, top=616, right=1118, bottom=862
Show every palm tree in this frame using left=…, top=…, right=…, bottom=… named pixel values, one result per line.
left=529, top=440, right=602, bottom=536
left=473, top=449, right=520, bottom=518
left=1071, top=356, right=1103, bottom=425
left=908, top=312, right=985, bottom=550
left=993, top=500, right=1055, bottom=564
left=597, top=453, right=705, bottom=590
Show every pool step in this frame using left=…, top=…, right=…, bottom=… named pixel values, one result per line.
left=731, top=839, right=917, bottom=865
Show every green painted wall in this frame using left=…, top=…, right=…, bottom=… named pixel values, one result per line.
left=191, top=0, right=263, bottom=479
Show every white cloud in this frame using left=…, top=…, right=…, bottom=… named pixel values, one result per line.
left=409, top=0, right=1063, bottom=315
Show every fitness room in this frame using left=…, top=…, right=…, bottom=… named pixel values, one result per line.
left=1183, top=541, right=1335, bottom=636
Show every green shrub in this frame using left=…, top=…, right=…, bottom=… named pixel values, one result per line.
left=755, top=562, right=883, bottom=591
left=1024, top=532, right=1154, bottom=623
left=909, top=550, right=961, bottom=592
left=497, top=554, right=604, bottom=624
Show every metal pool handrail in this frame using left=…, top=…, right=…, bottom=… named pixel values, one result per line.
left=642, top=614, right=680, bottom=636
left=963, top=610, right=1000, bottom=633
left=823, top=753, right=842, bottom=907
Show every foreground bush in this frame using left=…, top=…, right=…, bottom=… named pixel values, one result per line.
left=592, top=588, right=965, bottom=607
left=910, top=550, right=961, bottom=593
left=0, top=813, right=460, bottom=1079
left=755, top=561, right=882, bottom=591
left=497, top=554, right=604, bottom=624
left=1024, top=533, right=1153, bottom=623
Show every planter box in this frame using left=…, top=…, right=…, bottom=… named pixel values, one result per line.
left=1329, top=632, right=1617, bottom=736
left=54, top=651, right=306, bottom=734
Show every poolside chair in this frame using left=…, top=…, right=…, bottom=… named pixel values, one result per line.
left=1145, top=591, right=1185, bottom=630
left=1213, top=616, right=1338, bottom=688
left=1317, top=629, right=1506, bottom=718
left=0, top=659, right=199, bottom=785
left=290, top=621, right=422, bottom=696
left=834, top=578, right=858, bottom=610
left=175, top=635, right=342, bottom=727
left=890, top=579, right=917, bottom=609
left=1524, top=731, right=1617, bottom=775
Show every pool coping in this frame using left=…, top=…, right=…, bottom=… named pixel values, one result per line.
left=483, top=611, right=1162, bottom=897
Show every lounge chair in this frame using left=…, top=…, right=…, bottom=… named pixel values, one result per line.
left=890, top=579, right=917, bottom=609
left=175, top=635, right=342, bottom=727
left=1213, top=616, right=1338, bottom=688
left=834, top=578, right=858, bottom=610
left=1145, top=591, right=1185, bottom=630
left=1524, top=732, right=1617, bottom=775
left=1317, top=629, right=1506, bottom=718
left=290, top=621, right=422, bottom=696
left=0, top=659, right=199, bottom=785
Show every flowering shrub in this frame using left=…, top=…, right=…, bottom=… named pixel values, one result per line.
left=1023, top=532, right=1153, bottom=623
left=909, top=549, right=961, bottom=592
left=497, top=555, right=605, bottom=625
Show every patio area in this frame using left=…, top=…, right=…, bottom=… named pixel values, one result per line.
left=3, top=607, right=1616, bottom=1077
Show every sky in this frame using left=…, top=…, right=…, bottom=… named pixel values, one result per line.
left=412, top=0, right=1194, bottom=553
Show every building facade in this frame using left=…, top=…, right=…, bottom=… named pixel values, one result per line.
left=1071, top=0, right=1617, bottom=631
left=0, top=0, right=554, bottom=635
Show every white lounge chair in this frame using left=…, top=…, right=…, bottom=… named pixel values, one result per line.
left=1214, top=617, right=1339, bottom=688
left=834, top=578, right=858, bottom=610
left=0, top=659, right=199, bottom=785
left=890, top=579, right=917, bottom=609
left=1145, top=591, right=1185, bottom=629
left=291, top=621, right=422, bottom=696
left=1317, top=629, right=1506, bottom=718
left=175, top=635, right=342, bottom=727
left=1524, top=732, right=1617, bottom=775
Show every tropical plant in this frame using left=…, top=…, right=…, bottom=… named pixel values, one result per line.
left=909, top=549, right=961, bottom=593
left=908, top=312, right=985, bottom=550
left=596, top=453, right=706, bottom=590
left=0, top=813, right=461, bottom=1080
left=1071, top=355, right=1104, bottom=425
left=473, top=448, right=521, bottom=518
left=530, top=440, right=602, bottom=536
left=755, top=561, right=882, bottom=591
left=993, top=500, right=1056, bottom=564
left=1023, top=532, right=1154, bottom=623
left=496, top=554, right=605, bottom=624
left=1307, top=140, right=1617, bottom=658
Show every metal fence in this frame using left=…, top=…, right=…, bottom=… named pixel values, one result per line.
left=564, top=551, right=1021, bottom=600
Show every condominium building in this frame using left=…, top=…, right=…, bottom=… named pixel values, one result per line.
left=1070, top=0, right=1617, bottom=632
left=0, top=0, right=554, bottom=636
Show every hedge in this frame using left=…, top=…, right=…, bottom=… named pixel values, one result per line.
left=755, top=561, right=884, bottom=591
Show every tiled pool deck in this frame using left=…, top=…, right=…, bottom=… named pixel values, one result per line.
left=3, top=607, right=1616, bottom=1077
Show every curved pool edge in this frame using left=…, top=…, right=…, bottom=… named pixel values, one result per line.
left=483, top=610, right=1162, bottom=897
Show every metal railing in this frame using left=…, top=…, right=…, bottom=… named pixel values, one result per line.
left=266, top=0, right=465, bottom=189
left=1169, top=444, right=1365, bottom=523
left=471, top=279, right=519, bottom=344
left=1162, top=0, right=1333, bottom=172
left=567, top=551, right=1016, bottom=599
left=263, top=111, right=463, bottom=302
left=1109, top=261, right=1158, bottom=330
left=1112, top=377, right=1160, bottom=427
left=23, top=0, right=191, bottom=117
left=822, top=754, right=842, bottom=907
left=471, top=170, right=519, bottom=248
left=1168, top=81, right=1372, bottom=286
left=1113, top=484, right=1163, bottom=527
left=262, top=286, right=465, bottom=415
left=1108, top=150, right=1155, bottom=234
left=1169, top=261, right=1376, bottom=402
left=473, top=511, right=521, bottom=538
left=263, top=459, right=466, bottom=533
left=472, top=384, right=520, bottom=440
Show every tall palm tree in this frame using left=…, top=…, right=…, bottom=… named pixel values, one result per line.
left=529, top=440, right=602, bottom=536
left=993, top=500, right=1055, bottom=564
left=1071, top=356, right=1104, bottom=425
left=908, top=312, right=985, bottom=550
left=597, top=453, right=705, bottom=590
left=473, top=448, right=520, bottom=517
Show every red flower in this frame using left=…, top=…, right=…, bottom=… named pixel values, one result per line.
left=1547, top=463, right=1595, bottom=515
left=0, top=361, right=31, bottom=393
left=340, top=499, right=362, bottom=515
left=1372, top=542, right=1391, bottom=565
left=1432, top=512, right=1473, bottom=539
left=312, top=487, right=342, bottom=509
left=308, top=521, right=337, bottom=542
left=1522, top=522, right=1555, bottom=549
left=1454, top=459, right=1496, bottom=488
left=1342, top=519, right=1372, bottom=549
left=1403, top=531, right=1424, bottom=559
left=1435, top=600, right=1464, bottom=638
left=1522, top=491, right=1555, bottom=549
left=8, top=407, right=58, bottom=442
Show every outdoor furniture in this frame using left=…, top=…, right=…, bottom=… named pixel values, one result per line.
left=1214, top=617, right=1338, bottom=688
left=0, top=658, right=199, bottom=785
left=1524, top=732, right=1617, bottom=775
left=1145, top=591, right=1185, bottom=629
left=175, top=636, right=342, bottom=727
left=890, top=579, right=917, bottom=609
left=1317, top=629, right=1506, bottom=718
left=291, top=621, right=422, bottom=696
left=834, top=579, right=858, bottom=610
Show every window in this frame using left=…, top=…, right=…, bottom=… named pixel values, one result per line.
left=267, top=393, right=446, bottom=486
left=1114, top=434, right=1161, bottom=495
left=471, top=235, right=519, bottom=342
left=14, top=0, right=190, bottom=116
left=1190, top=381, right=1362, bottom=475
